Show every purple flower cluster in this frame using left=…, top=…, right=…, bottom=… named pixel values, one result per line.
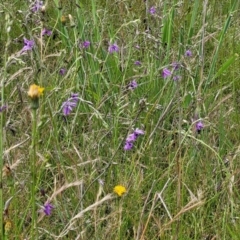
left=80, top=40, right=90, bottom=49
left=62, top=93, right=79, bottom=116
left=149, top=6, right=156, bottom=15
left=124, top=128, right=144, bottom=150
left=42, top=28, right=52, bottom=36
left=59, top=68, right=67, bottom=76
left=31, top=0, right=43, bottom=12
left=21, top=38, right=35, bottom=53
left=185, top=49, right=192, bottom=57
left=162, top=68, right=171, bottom=78
left=162, top=62, right=182, bottom=80
left=134, top=60, right=141, bottom=66
left=108, top=43, right=119, bottom=53
left=43, top=203, right=53, bottom=216
left=128, top=80, right=138, bottom=90
left=195, top=120, right=204, bottom=133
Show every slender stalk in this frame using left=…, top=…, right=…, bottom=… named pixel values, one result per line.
left=0, top=75, right=4, bottom=240
left=1, top=12, right=11, bottom=240
left=30, top=108, right=37, bottom=239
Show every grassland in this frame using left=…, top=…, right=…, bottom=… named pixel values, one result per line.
left=1, top=0, right=240, bottom=239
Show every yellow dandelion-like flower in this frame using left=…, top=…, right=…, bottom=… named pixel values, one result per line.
left=61, top=15, right=67, bottom=24
left=4, top=220, right=12, bottom=234
left=113, top=185, right=127, bottom=197
left=28, top=84, right=44, bottom=99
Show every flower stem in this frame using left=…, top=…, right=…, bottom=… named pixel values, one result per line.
left=31, top=108, right=37, bottom=239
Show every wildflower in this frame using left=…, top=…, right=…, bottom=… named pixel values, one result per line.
left=62, top=93, right=79, bottom=116
left=79, top=40, right=90, bottom=49
left=0, top=105, right=7, bottom=113
left=135, top=45, right=140, bottom=49
left=134, top=128, right=144, bottom=136
left=128, top=80, right=138, bottom=90
left=173, top=75, right=181, bottom=81
left=83, top=41, right=90, bottom=48
left=43, top=203, right=53, bottom=216
left=126, top=133, right=137, bottom=142
left=41, top=28, right=52, bottom=36
left=171, top=62, right=180, bottom=71
left=196, top=120, right=204, bottom=133
left=31, top=1, right=44, bottom=12
left=61, top=15, right=67, bottom=24
left=124, top=141, right=133, bottom=150
left=185, top=49, right=192, bottom=57
left=134, top=60, right=141, bottom=66
left=70, top=93, right=79, bottom=102
left=21, top=38, right=34, bottom=53
left=113, top=185, right=127, bottom=197
left=124, top=128, right=144, bottom=150
left=108, top=43, right=119, bottom=53
left=149, top=6, right=156, bottom=15
left=162, top=68, right=171, bottom=78
left=4, top=220, right=12, bottom=234
left=28, top=84, right=44, bottom=99
left=59, top=68, right=67, bottom=76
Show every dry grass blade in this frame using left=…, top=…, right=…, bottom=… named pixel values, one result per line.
left=57, top=194, right=114, bottom=239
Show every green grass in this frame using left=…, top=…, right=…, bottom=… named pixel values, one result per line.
left=1, top=0, right=240, bottom=239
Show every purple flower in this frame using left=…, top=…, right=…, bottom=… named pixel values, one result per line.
left=128, top=80, right=138, bottom=90
left=173, top=75, right=181, bottom=81
left=70, top=93, right=79, bottom=103
left=171, top=62, right=180, bottom=71
left=43, top=203, right=53, bottom=216
left=59, top=68, right=67, bottom=76
left=21, top=38, right=34, bottom=53
left=31, top=1, right=43, bottom=12
left=124, top=141, right=133, bottom=151
left=149, top=6, right=156, bottom=15
left=124, top=128, right=144, bottom=151
left=62, top=93, right=79, bottom=116
left=134, top=128, right=144, bottom=136
left=162, top=68, right=171, bottom=78
left=196, top=121, right=204, bottom=133
left=185, top=50, right=192, bottom=57
left=42, top=28, right=52, bottom=36
left=82, top=41, right=90, bottom=48
left=126, top=133, right=137, bottom=142
left=134, top=60, right=141, bottom=66
left=108, top=43, right=119, bottom=53
left=0, top=105, right=7, bottom=113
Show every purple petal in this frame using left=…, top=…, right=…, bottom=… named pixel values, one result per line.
left=124, top=141, right=133, bottom=150
left=82, top=41, right=90, bottom=48
left=59, top=68, right=67, bottom=76
left=43, top=203, right=53, bottom=216
left=128, top=80, right=138, bottom=90
left=108, top=43, right=119, bottom=53
left=185, top=50, right=192, bottom=57
left=42, top=28, right=52, bottom=36
left=134, top=60, right=141, bottom=66
left=162, top=68, right=171, bottom=78
left=126, top=133, right=137, bottom=142
left=149, top=6, right=156, bottom=15
left=134, top=128, right=144, bottom=136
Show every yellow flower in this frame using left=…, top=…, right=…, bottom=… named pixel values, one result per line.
left=28, top=84, right=44, bottom=99
left=113, top=185, right=127, bottom=197
left=4, top=220, right=12, bottom=233
left=61, top=15, right=67, bottom=24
